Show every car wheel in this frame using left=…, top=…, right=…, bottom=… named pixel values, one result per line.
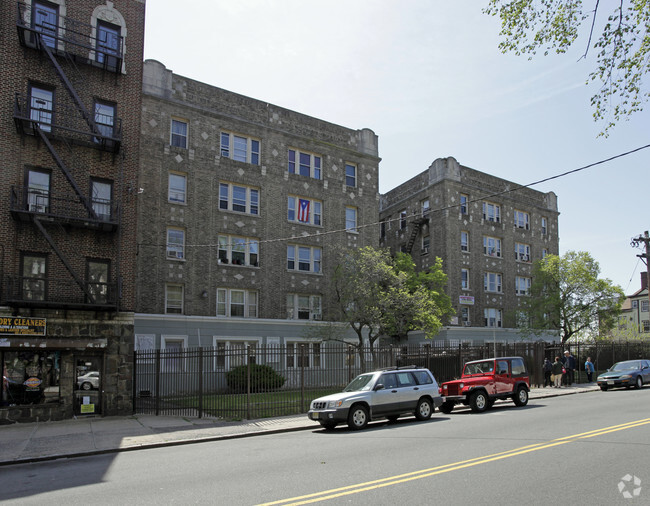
left=513, top=386, right=529, bottom=407
left=600, top=385, right=608, bottom=391
left=635, top=376, right=643, bottom=389
left=347, top=404, right=369, bottom=430
left=320, top=421, right=337, bottom=430
left=415, top=398, right=433, bottom=421
left=439, top=401, right=454, bottom=414
left=386, top=415, right=399, bottom=423
left=81, top=382, right=92, bottom=391
left=469, top=391, right=488, bottom=413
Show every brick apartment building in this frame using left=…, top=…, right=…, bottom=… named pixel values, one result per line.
left=379, top=156, right=560, bottom=344
left=133, top=60, right=380, bottom=362
left=0, top=0, right=145, bottom=422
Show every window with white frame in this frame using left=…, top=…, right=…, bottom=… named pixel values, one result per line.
left=484, top=308, right=502, bottom=328
left=541, top=217, right=548, bottom=235
left=515, top=242, right=531, bottom=262
left=218, top=235, right=259, bottom=266
left=514, top=210, right=530, bottom=229
left=166, top=228, right=185, bottom=260
left=516, top=276, right=532, bottom=295
left=461, top=306, right=470, bottom=324
left=483, top=236, right=501, bottom=257
left=219, top=182, right=259, bottom=215
left=214, top=339, right=259, bottom=369
left=482, top=202, right=500, bottom=222
left=421, top=199, right=430, bottom=217
left=346, top=207, right=358, bottom=232
left=286, top=294, right=322, bottom=320
left=286, top=342, right=322, bottom=368
left=461, top=231, right=469, bottom=252
left=642, top=300, right=649, bottom=313
left=170, top=118, right=188, bottom=148
left=216, top=289, right=258, bottom=318
left=288, top=196, right=322, bottom=225
left=422, top=235, right=430, bottom=254
left=220, top=132, right=260, bottom=165
left=165, top=284, right=183, bottom=314
left=399, top=210, right=407, bottom=229
left=162, top=336, right=187, bottom=372
left=460, top=194, right=468, bottom=214
left=288, top=149, right=321, bottom=179
left=461, top=268, right=470, bottom=290
left=168, top=173, right=186, bottom=204
left=484, top=272, right=502, bottom=293
left=287, top=245, right=321, bottom=273
left=345, top=163, right=356, bottom=187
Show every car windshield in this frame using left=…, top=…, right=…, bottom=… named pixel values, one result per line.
left=610, top=361, right=640, bottom=371
left=463, top=361, right=494, bottom=375
left=343, top=373, right=375, bottom=392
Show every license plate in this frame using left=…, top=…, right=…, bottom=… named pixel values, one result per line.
left=607, top=380, right=614, bottom=385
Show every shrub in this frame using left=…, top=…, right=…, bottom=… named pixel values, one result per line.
left=226, top=364, right=286, bottom=393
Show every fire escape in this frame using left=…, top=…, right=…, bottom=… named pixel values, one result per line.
left=9, top=2, right=125, bottom=310
left=405, top=213, right=429, bottom=254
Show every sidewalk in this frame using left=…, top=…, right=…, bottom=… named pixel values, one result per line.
left=0, top=383, right=600, bottom=466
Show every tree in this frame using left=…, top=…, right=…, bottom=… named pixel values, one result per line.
left=484, top=1, right=650, bottom=135
left=521, top=251, right=625, bottom=343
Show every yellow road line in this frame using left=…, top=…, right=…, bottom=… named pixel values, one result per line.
left=258, top=417, right=650, bottom=506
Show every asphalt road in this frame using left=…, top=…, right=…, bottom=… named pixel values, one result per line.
left=2, top=388, right=649, bottom=505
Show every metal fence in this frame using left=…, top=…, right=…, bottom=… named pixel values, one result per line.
left=133, top=340, right=650, bottom=420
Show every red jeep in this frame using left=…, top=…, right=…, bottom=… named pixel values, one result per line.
left=439, top=356, right=530, bottom=413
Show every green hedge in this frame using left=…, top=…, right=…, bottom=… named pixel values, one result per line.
left=226, top=364, right=286, bottom=393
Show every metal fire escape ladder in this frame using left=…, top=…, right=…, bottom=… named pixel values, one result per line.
left=32, top=218, right=97, bottom=304
left=405, top=216, right=429, bottom=254
left=34, top=124, right=98, bottom=219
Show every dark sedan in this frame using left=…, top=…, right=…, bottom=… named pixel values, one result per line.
left=597, top=360, right=650, bottom=391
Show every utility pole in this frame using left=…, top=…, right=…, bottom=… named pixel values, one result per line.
left=631, top=231, right=650, bottom=315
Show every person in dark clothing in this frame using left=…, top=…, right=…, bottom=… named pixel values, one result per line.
left=543, top=358, right=553, bottom=387
left=584, top=357, right=595, bottom=382
left=563, top=350, right=576, bottom=385
left=551, top=356, right=564, bottom=388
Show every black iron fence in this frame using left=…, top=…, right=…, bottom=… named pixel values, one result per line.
left=133, top=340, right=650, bottom=420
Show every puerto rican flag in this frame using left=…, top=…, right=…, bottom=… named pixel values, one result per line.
left=297, top=199, right=310, bottom=222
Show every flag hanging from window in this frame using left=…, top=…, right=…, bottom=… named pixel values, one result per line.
left=298, top=199, right=310, bottom=222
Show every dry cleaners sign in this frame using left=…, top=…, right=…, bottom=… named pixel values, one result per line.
left=0, top=317, right=46, bottom=336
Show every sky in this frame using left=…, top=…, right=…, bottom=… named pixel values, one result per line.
left=143, top=1, right=650, bottom=295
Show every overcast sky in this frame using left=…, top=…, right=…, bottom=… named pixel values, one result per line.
left=143, top=1, right=650, bottom=295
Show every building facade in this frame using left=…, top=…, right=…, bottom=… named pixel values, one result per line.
left=1, top=0, right=145, bottom=422
left=613, top=273, right=649, bottom=338
left=379, top=157, right=560, bottom=344
left=134, top=60, right=380, bottom=359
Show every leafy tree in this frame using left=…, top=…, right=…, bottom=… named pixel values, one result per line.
left=521, top=251, right=624, bottom=343
left=484, top=1, right=650, bottom=134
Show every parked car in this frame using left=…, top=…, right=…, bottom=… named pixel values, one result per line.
left=77, top=371, right=100, bottom=391
left=597, top=359, right=650, bottom=391
left=439, top=356, right=530, bottom=413
left=307, top=366, right=443, bottom=430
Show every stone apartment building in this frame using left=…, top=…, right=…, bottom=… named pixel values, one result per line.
left=379, top=157, right=560, bottom=344
left=0, top=0, right=145, bottom=422
left=134, top=60, right=380, bottom=361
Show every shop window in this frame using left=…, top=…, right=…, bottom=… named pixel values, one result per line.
left=2, top=351, right=61, bottom=406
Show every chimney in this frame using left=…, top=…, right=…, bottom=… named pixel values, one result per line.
left=642, top=272, right=648, bottom=290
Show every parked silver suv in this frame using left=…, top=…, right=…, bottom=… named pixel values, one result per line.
left=308, top=366, right=443, bottom=430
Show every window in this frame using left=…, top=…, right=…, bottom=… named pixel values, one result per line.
left=484, top=308, right=502, bottom=328
left=26, top=168, right=50, bottom=213
left=515, top=243, right=531, bottom=262
left=421, top=235, right=430, bottom=254
left=168, top=173, right=186, bottom=203
left=461, top=306, right=470, bottom=324
left=345, top=163, right=356, bottom=187
left=542, top=248, right=548, bottom=258
left=461, top=231, right=469, bottom=252
left=170, top=119, right=188, bottom=148
left=218, top=235, right=259, bottom=266
left=399, top=210, right=407, bottom=229
left=286, top=294, right=322, bottom=320
left=217, top=288, right=258, bottom=318
left=21, top=253, right=47, bottom=301
left=213, top=339, right=260, bottom=369
left=162, top=336, right=187, bottom=371
left=288, top=196, right=322, bottom=225
left=165, top=285, right=183, bottom=314
left=461, top=268, right=470, bottom=290
left=3, top=351, right=60, bottom=406
left=514, top=210, right=530, bottom=230
left=219, top=182, right=259, bottom=215
left=94, top=101, right=115, bottom=140
left=541, top=217, right=548, bottom=235
left=87, top=259, right=110, bottom=304
left=90, top=179, right=112, bottom=221
left=642, top=300, right=649, bottom=313
left=96, top=20, right=121, bottom=65
left=220, top=132, right=260, bottom=165
left=482, top=202, right=500, bottom=222
left=484, top=272, right=502, bottom=293
left=380, top=220, right=387, bottom=239
left=287, top=245, right=321, bottom=273
left=483, top=236, right=502, bottom=257
left=516, top=276, right=532, bottom=296
left=29, top=85, right=53, bottom=132
left=346, top=207, right=357, bottom=232
left=643, top=320, right=650, bottom=332
left=287, top=342, right=322, bottom=368
left=32, top=1, right=58, bottom=48
left=421, top=199, right=430, bottom=217
left=166, top=228, right=185, bottom=260
left=288, top=149, right=321, bottom=179
left=460, top=194, right=468, bottom=214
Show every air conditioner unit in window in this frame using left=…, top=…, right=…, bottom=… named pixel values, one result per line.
left=176, top=251, right=184, bottom=259
left=421, top=247, right=429, bottom=255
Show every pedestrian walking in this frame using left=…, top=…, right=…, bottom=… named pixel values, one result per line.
left=563, top=350, right=576, bottom=385
left=543, top=358, right=553, bottom=387
left=585, top=357, right=595, bottom=383
left=551, top=356, right=564, bottom=388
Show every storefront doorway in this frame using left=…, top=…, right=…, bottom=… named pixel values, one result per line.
left=74, top=356, right=102, bottom=416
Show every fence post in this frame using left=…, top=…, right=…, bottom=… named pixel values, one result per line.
left=132, top=350, right=137, bottom=415
left=246, top=345, right=252, bottom=420
left=155, top=349, right=161, bottom=416
left=300, top=344, right=306, bottom=412
left=348, top=345, right=353, bottom=383
left=198, top=347, right=204, bottom=419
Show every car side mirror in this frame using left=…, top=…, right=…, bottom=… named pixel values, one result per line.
left=374, top=384, right=385, bottom=391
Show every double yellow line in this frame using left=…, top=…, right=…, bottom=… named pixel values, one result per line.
left=259, top=417, right=650, bottom=506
